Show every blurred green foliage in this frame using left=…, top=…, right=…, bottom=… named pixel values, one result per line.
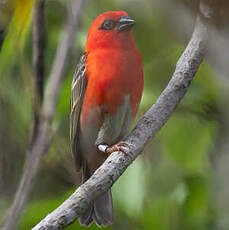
left=0, top=0, right=227, bottom=229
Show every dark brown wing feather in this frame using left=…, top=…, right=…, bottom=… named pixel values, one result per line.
left=70, top=53, right=87, bottom=171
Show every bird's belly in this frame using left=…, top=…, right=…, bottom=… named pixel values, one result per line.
left=79, top=94, right=133, bottom=173
left=79, top=95, right=132, bottom=159
left=96, top=94, right=133, bottom=146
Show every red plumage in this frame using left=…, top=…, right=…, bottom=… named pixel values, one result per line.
left=70, top=11, right=143, bottom=227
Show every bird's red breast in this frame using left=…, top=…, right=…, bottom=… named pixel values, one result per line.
left=81, top=11, right=143, bottom=127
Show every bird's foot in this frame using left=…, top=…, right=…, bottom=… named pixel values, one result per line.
left=98, top=142, right=129, bottom=157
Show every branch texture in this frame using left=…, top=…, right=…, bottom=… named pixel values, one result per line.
left=0, top=1, right=86, bottom=230
left=32, top=2, right=212, bottom=230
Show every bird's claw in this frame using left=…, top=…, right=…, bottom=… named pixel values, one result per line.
left=105, top=141, right=129, bottom=157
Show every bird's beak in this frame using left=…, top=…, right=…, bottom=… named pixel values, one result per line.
left=118, top=15, right=135, bottom=32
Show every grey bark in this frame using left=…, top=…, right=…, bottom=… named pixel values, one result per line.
left=32, top=1, right=212, bottom=230
left=0, top=0, right=86, bottom=230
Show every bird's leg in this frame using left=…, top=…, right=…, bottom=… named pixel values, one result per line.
left=98, top=144, right=109, bottom=153
left=98, top=142, right=129, bottom=157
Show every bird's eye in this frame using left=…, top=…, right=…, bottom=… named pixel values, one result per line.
left=99, top=20, right=116, bottom=30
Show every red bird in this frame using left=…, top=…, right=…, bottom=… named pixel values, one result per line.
left=70, top=11, right=143, bottom=226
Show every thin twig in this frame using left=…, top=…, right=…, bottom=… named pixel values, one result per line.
left=0, top=0, right=86, bottom=230
left=30, top=0, right=45, bottom=146
left=32, top=1, right=213, bottom=230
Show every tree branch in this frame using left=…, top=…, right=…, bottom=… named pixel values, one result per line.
left=0, top=1, right=86, bottom=230
left=32, top=1, right=213, bottom=230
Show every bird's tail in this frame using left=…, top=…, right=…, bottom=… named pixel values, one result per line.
left=79, top=165, right=114, bottom=227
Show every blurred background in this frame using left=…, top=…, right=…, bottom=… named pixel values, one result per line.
left=0, top=0, right=229, bottom=229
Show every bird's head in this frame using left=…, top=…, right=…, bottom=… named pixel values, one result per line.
left=86, top=11, right=136, bottom=51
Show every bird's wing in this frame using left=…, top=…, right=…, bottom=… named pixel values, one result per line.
left=70, top=53, right=87, bottom=171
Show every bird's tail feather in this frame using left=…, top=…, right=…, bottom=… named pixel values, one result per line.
left=80, top=164, right=114, bottom=227
left=93, top=190, right=114, bottom=226
left=79, top=206, right=93, bottom=226
left=79, top=190, right=114, bottom=227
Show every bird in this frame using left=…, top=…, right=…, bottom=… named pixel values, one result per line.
left=70, top=11, right=144, bottom=227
